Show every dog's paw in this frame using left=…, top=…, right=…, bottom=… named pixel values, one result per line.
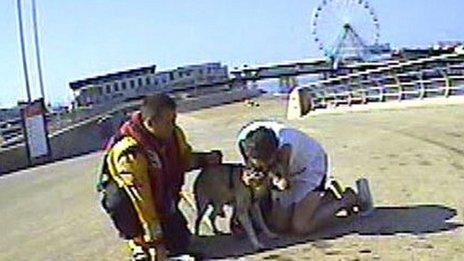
left=215, top=231, right=229, bottom=236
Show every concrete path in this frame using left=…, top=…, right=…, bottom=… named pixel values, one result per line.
left=1, top=97, right=463, bottom=260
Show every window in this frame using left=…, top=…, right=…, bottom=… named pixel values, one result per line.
left=169, top=72, right=174, bottom=81
left=146, top=77, right=151, bottom=85
left=185, top=71, right=191, bottom=77
left=138, top=78, right=143, bottom=86
left=98, top=86, right=103, bottom=95
left=178, top=72, right=183, bottom=78
left=155, top=79, right=159, bottom=85
left=130, top=80, right=135, bottom=88
left=121, top=82, right=127, bottom=90
left=199, top=69, right=203, bottom=75
left=114, top=82, right=119, bottom=92
left=106, top=84, right=111, bottom=94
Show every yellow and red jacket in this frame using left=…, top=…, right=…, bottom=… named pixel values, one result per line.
left=105, top=125, right=193, bottom=242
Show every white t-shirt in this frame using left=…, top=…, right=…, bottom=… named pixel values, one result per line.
left=237, top=121, right=329, bottom=206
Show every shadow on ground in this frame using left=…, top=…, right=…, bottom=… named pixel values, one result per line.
left=189, top=204, right=462, bottom=259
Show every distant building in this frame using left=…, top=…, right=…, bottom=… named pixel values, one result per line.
left=0, top=108, right=20, bottom=122
left=0, top=101, right=30, bottom=121
left=69, top=62, right=229, bottom=107
left=69, top=65, right=157, bottom=107
left=435, top=41, right=463, bottom=49
left=167, top=63, right=229, bottom=91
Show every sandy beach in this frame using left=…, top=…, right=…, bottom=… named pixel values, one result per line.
left=1, top=96, right=463, bottom=260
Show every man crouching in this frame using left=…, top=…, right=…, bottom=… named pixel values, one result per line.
left=99, top=93, right=221, bottom=260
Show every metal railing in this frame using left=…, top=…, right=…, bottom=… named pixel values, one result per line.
left=0, top=100, right=126, bottom=149
left=0, top=86, right=254, bottom=150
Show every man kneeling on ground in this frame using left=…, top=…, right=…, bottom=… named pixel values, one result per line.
left=99, top=93, right=222, bottom=260
left=236, top=120, right=373, bottom=235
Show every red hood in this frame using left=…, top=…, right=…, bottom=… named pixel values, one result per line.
left=117, top=111, right=185, bottom=216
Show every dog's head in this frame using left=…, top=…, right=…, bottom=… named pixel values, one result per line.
left=241, top=167, right=267, bottom=188
left=241, top=165, right=289, bottom=192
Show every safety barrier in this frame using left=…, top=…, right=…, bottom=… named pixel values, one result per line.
left=287, top=72, right=464, bottom=119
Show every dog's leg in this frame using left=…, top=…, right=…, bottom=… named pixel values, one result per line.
left=208, top=204, right=223, bottom=235
left=194, top=195, right=209, bottom=236
left=236, top=208, right=265, bottom=250
left=252, top=203, right=278, bottom=239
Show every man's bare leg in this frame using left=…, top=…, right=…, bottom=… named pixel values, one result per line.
left=291, top=189, right=357, bottom=235
left=266, top=201, right=293, bottom=233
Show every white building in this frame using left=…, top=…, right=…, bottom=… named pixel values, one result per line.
left=70, top=65, right=157, bottom=106
left=70, top=62, right=229, bottom=106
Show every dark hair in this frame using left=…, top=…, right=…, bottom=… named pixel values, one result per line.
left=140, top=93, right=176, bottom=120
left=243, top=127, right=278, bottom=161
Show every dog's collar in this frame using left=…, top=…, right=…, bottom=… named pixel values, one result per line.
left=247, top=181, right=267, bottom=203
left=250, top=186, right=257, bottom=203
left=240, top=168, right=267, bottom=202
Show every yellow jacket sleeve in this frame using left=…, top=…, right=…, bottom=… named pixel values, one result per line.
left=106, top=137, right=162, bottom=240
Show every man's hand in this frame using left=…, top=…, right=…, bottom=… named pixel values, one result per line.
left=191, top=150, right=223, bottom=169
left=204, top=150, right=223, bottom=166
left=155, top=244, right=168, bottom=261
left=272, top=175, right=289, bottom=190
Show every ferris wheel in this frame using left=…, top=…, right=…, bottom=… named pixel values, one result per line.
left=311, top=0, right=380, bottom=62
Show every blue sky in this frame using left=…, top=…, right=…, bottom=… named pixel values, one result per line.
left=1, top=0, right=463, bottom=108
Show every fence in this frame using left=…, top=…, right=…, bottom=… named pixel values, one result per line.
left=0, top=88, right=260, bottom=174
left=0, top=99, right=125, bottom=149
left=287, top=71, right=464, bottom=119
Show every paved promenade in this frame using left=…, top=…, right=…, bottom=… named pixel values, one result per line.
left=1, top=97, right=463, bottom=260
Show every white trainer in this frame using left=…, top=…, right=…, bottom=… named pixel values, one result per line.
left=356, top=178, right=374, bottom=217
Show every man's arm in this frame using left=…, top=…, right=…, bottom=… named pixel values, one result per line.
left=109, top=141, right=164, bottom=245
left=269, top=144, right=292, bottom=190
left=175, top=126, right=222, bottom=171
left=276, top=143, right=292, bottom=177
left=238, top=140, right=250, bottom=165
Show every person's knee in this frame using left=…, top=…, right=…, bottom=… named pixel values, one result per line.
left=290, top=193, right=325, bottom=235
left=103, top=185, right=144, bottom=239
left=293, top=192, right=323, bottom=219
left=291, top=217, right=314, bottom=235
left=266, top=204, right=291, bottom=233
left=269, top=216, right=290, bottom=233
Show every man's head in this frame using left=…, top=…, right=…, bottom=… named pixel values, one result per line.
left=141, top=93, right=177, bottom=140
left=243, top=127, right=279, bottom=172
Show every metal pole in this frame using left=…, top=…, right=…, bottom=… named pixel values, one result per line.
left=32, top=0, right=46, bottom=103
left=16, top=0, right=32, bottom=103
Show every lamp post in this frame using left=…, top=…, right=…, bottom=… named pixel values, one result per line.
left=32, top=0, right=46, bottom=103
left=16, top=0, right=32, bottom=103
left=17, top=0, right=51, bottom=164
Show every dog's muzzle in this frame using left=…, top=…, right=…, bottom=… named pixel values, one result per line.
left=241, top=168, right=266, bottom=188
